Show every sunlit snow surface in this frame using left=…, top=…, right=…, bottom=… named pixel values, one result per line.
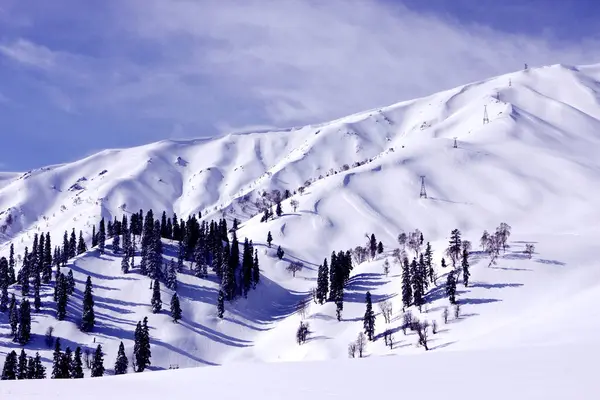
left=1, top=64, right=600, bottom=396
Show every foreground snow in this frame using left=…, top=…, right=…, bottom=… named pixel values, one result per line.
left=2, top=344, right=598, bottom=399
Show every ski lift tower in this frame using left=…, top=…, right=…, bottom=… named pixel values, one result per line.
left=419, top=176, right=427, bottom=199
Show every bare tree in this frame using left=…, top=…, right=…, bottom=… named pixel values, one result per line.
left=442, top=307, right=449, bottom=324
left=415, top=320, right=430, bottom=350
left=454, top=303, right=461, bottom=319
left=45, top=326, right=55, bottom=348
left=290, top=199, right=299, bottom=212
left=524, top=243, right=535, bottom=259
left=297, top=300, right=309, bottom=320
left=383, top=329, right=394, bottom=349
left=483, top=231, right=502, bottom=267
left=402, top=311, right=413, bottom=335
left=462, top=240, right=472, bottom=253
left=382, top=259, right=390, bottom=277
left=348, top=342, right=357, bottom=358
left=296, top=321, right=310, bottom=345
left=480, top=230, right=489, bottom=250
left=496, top=222, right=512, bottom=252
left=83, top=348, right=92, bottom=369
left=431, top=320, right=438, bottom=334
left=397, top=232, right=407, bottom=250
left=286, top=261, right=304, bottom=277
left=356, top=332, right=367, bottom=358
left=378, top=300, right=393, bottom=324
left=352, top=246, right=368, bottom=265
left=310, top=287, right=318, bottom=304
left=408, top=229, right=423, bottom=257
left=298, top=187, right=305, bottom=195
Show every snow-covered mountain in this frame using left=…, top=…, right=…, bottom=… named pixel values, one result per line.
left=2, top=63, right=600, bottom=388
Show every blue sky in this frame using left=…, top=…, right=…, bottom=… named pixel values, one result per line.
left=0, top=0, right=598, bottom=171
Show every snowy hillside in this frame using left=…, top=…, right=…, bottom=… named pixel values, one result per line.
left=2, top=63, right=600, bottom=384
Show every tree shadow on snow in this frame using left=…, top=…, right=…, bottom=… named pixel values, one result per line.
left=469, top=282, right=524, bottom=290
left=458, top=298, right=500, bottom=305
left=179, top=319, right=251, bottom=348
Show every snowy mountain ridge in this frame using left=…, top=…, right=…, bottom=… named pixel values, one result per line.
left=2, top=62, right=600, bottom=390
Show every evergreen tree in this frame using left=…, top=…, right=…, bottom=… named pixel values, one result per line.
left=369, top=234, right=377, bottom=259
left=316, top=259, right=329, bottom=304
left=112, top=233, right=121, bottom=254
left=91, top=345, right=105, bottom=377
left=462, top=248, right=470, bottom=287
left=411, top=259, right=424, bottom=311
left=66, top=269, right=75, bottom=295
left=446, top=270, right=457, bottom=305
left=42, top=232, right=52, bottom=284
left=51, top=338, right=62, bottom=379
left=33, top=273, right=41, bottom=311
left=33, top=352, right=46, bottom=379
left=81, top=276, right=95, bottom=332
left=0, top=285, right=8, bottom=312
left=121, top=253, right=130, bottom=274
left=77, top=231, right=87, bottom=255
left=98, top=218, right=106, bottom=254
left=363, top=291, right=375, bottom=341
left=177, top=240, right=185, bottom=272
left=401, top=257, right=412, bottom=310
left=170, top=293, right=182, bottom=322
left=151, top=279, right=162, bottom=313
left=114, top=341, right=128, bottom=375
left=266, top=231, right=273, bottom=248
left=134, top=317, right=151, bottom=372
left=20, top=247, right=30, bottom=296
left=17, top=298, right=31, bottom=344
left=71, top=347, right=84, bottom=378
left=1, top=350, right=17, bottom=380
left=62, top=347, right=73, bottom=379
left=166, top=259, right=177, bottom=290
left=92, top=225, right=98, bottom=248
left=276, top=202, right=282, bottom=217
left=17, top=349, right=27, bottom=380
left=8, top=244, right=16, bottom=285
left=377, top=241, right=384, bottom=254
left=217, top=289, right=225, bottom=319
left=26, top=356, right=35, bottom=379
left=9, top=294, right=18, bottom=339
left=252, top=249, right=260, bottom=289
left=0, top=257, right=8, bottom=292
left=276, top=245, right=285, bottom=260
left=69, top=229, right=77, bottom=258
left=241, top=238, right=253, bottom=297
left=56, top=273, right=68, bottom=321
left=448, top=229, right=462, bottom=267
left=441, top=257, right=447, bottom=268
left=424, top=242, right=434, bottom=284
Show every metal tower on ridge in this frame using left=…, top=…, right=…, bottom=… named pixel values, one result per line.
left=483, top=105, right=489, bottom=124
left=453, top=137, right=458, bottom=148
left=419, top=176, right=427, bottom=199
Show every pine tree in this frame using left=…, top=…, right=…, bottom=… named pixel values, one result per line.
left=462, top=248, right=470, bottom=287
left=411, top=259, right=424, bottom=311
left=26, top=356, right=35, bottom=379
left=448, top=229, right=462, bottom=267
left=77, top=231, right=87, bottom=255
left=9, top=294, right=18, bottom=339
left=0, top=285, right=8, bottom=312
left=134, top=317, right=151, bottom=372
left=17, top=298, right=31, bottom=344
left=33, top=273, right=41, bottom=311
left=441, top=257, right=447, bottom=268
left=69, top=229, right=77, bottom=258
left=20, top=247, right=30, bottom=296
left=112, top=233, right=121, bottom=254
left=17, top=349, right=27, bottom=380
left=401, top=257, right=412, bottom=309
left=217, top=289, right=225, bottom=319
left=363, top=291, right=375, bottom=340
left=42, top=232, right=52, bottom=283
left=170, top=293, right=182, bottom=322
left=121, top=253, right=130, bottom=274
left=446, top=270, right=457, bottom=304
left=91, top=345, right=105, bottom=377
left=51, top=338, right=62, bottom=379
left=81, top=276, right=95, bottom=332
left=316, top=259, right=329, bottom=304
left=92, top=225, right=98, bottom=248
left=377, top=241, right=384, bottom=254
left=166, top=259, right=177, bottom=290
left=33, top=352, right=46, bottom=379
left=71, top=347, right=84, bottom=378
left=241, top=238, right=253, bottom=297
left=369, top=234, right=377, bottom=259
left=276, top=202, right=282, bottom=217
left=8, top=244, right=16, bottom=285
left=150, top=279, right=162, bottom=313
left=1, top=350, right=17, bottom=380
left=66, top=269, right=75, bottom=295
left=62, top=232, right=69, bottom=265
left=98, top=218, right=106, bottom=254
left=266, top=231, right=273, bottom=248
left=276, top=245, right=285, bottom=260
left=424, top=242, right=434, bottom=284
left=56, top=273, right=68, bottom=321
left=114, top=342, right=128, bottom=375
left=252, top=249, right=260, bottom=288
left=62, top=347, right=73, bottom=379
left=0, top=256, right=8, bottom=291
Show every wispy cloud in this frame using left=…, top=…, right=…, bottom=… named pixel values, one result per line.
left=0, top=0, right=598, bottom=169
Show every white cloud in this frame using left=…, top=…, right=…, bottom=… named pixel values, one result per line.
left=1, top=0, right=599, bottom=134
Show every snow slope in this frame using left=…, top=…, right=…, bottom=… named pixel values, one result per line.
left=2, top=63, right=600, bottom=381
